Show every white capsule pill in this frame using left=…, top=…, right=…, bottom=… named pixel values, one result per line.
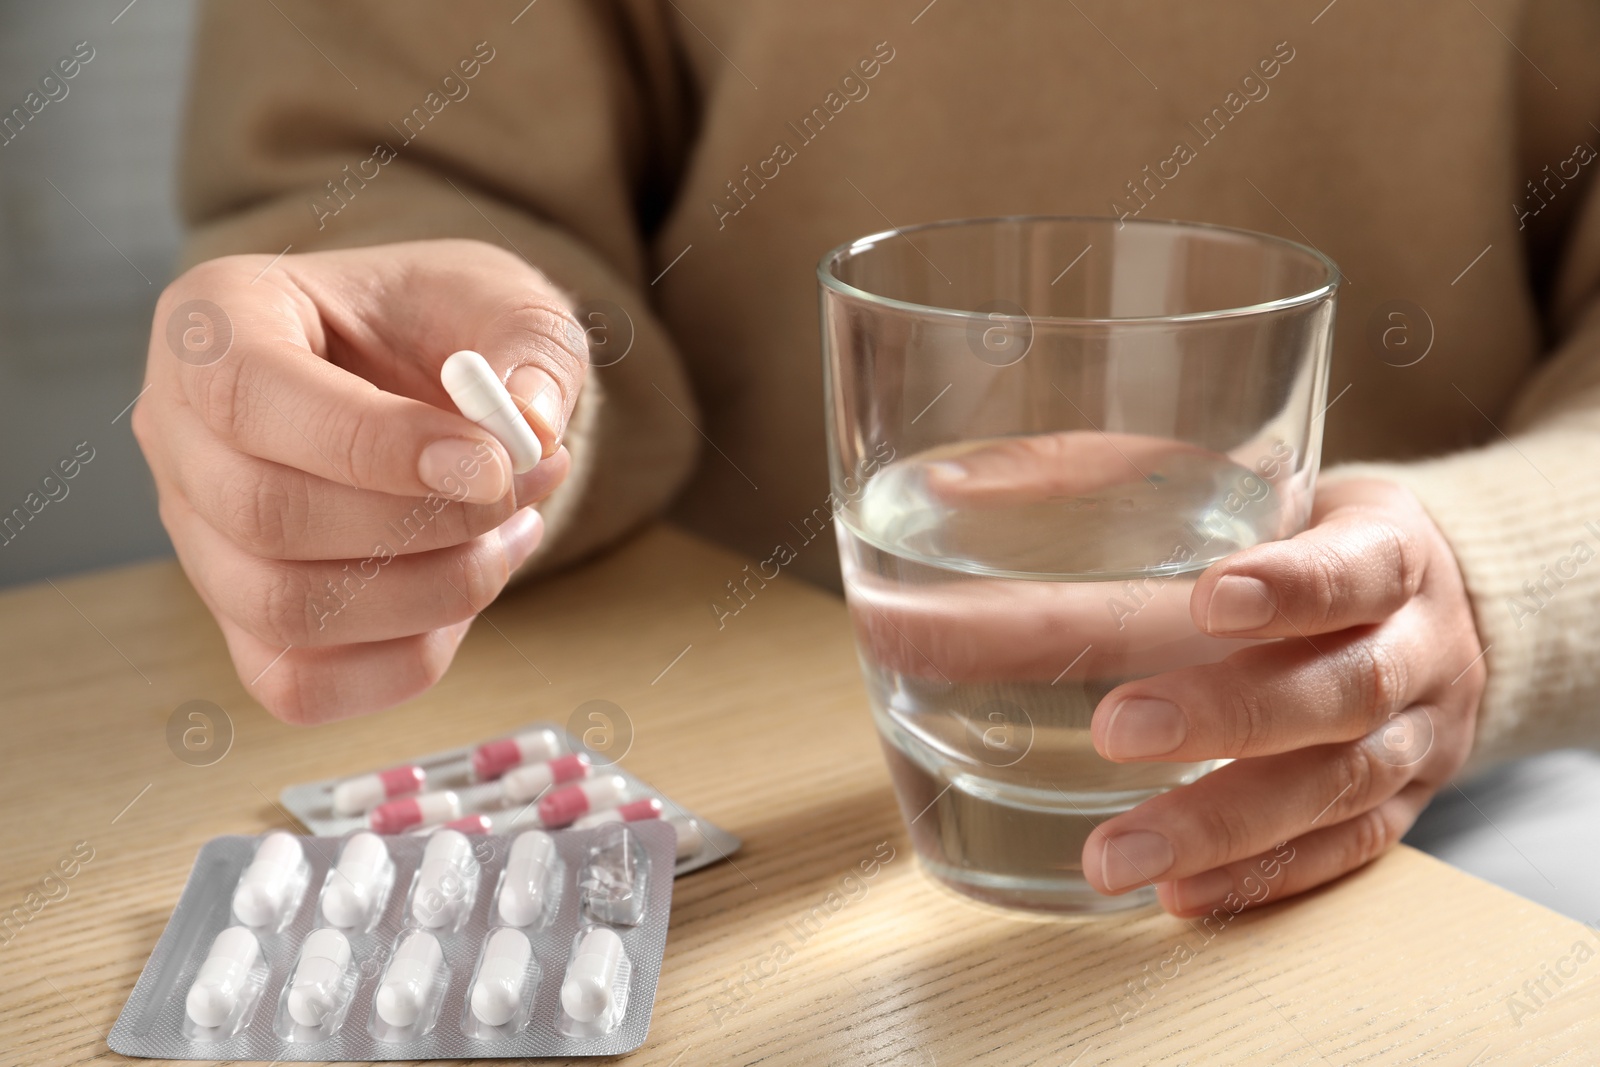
left=186, top=926, right=260, bottom=1028
left=470, top=927, right=533, bottom=1027
left=441, top=349, right=542, bottom=474
left=231, top=831, right=304, bottom=927
left=669, top=816, right=706, bottom=861
left=375, top=930, right=444, bottom=1028
left=498, top=830, right=558, bottom=927
left=287, top=928, right=352, bottom=1027
left=331, top=764, right=425, bottom=816
left=322, top=832, right=390, bottom=928
left=412, top=829, right=476, bottom=928
left=560, top=927, right=625, bottom=1023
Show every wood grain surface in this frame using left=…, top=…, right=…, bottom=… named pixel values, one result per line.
left=0, top=525, right=1595, bottom=1066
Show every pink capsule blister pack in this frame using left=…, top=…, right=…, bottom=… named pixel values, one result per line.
left=109, top=821, right=675, bottom=1059
left=276, top=721, right=740, bottom=874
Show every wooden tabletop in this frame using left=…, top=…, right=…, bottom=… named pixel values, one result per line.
left=1, top=524, right=1596, bottom=1066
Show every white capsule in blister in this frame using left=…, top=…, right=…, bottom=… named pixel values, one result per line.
left=470, top=927, right=533, bottom=1026
left=186, top=926, right=260, bottom=1028
left=561, top=926, right=625, bottom=1023
left=287, top=928, right=352, bottom=1027
left=670, top=816, right=706, bottom=861
left=498, top=830, right=557, bottom=927
left=231, top=831, right=303, bottom=927
left=375, top=930, right=444, bottom=1028
left=321, top=832, right=390, bottom=928
left=412, top=828, right=476, bottom=928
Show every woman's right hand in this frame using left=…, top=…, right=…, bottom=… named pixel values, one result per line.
left=133, top=239, right=588, bottom=723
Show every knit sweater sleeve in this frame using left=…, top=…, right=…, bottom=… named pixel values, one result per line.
left=1321, top=177, right=1600, bottom=772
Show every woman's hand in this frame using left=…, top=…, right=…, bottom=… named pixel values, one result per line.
left=1083, top=478, right=1487, bottom=914
left=133, top=239, right=587, bottom=724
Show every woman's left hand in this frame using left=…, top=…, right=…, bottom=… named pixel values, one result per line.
left=1083, top=478, right=1487, bottom=915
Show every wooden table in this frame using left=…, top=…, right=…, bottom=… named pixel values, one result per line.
left=1, top=525, right=1595, bottom=1065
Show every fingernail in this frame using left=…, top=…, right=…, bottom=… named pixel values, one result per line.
left=1172, top=869, right=1234, bottom=913
left=1103, top=698, right=1187, bottom=760
left=1207, top=575, right=1277, bottom=633
left=507, top=366, right=565, bottom=447
left=419, top=437, right=509, bottom=503
left=497, top=507, right=544, bottom=570
left=1100, top=830, right=1174, bottom=892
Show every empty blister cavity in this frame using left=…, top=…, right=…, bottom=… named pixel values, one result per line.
left=408, top=828, right=480, bottom=931
left=274, top=928, right=357, bottom=1040
left=183, top=926, right=269, bottom=1039
left=320, top=831, right=394, bottom=931
left=231, top=831, right=310, bottom=931
left=463, top=927, right=539, bottom=1038
left=579, top=823, right=647, bottom=927
left=371, top=929, right=448, bottom=1041
left=496, top=830, right=561, bottom=929
left=558, top=925, right=632, bottom=1037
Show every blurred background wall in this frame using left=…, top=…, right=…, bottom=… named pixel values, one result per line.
left=0, top=0, right=193, bottom=586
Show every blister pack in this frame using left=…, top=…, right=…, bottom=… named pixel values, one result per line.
left=109, top=822, right=674, bottom=1060
left=277, top=720, right=740, bottom=875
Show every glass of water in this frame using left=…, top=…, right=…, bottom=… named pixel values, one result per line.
left=818, top=216, right=1338, bottom=914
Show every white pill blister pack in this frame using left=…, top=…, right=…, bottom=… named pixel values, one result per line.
left=276, top=720, right=741, bottom=876
left=108, top=822, right=674, bottom=1060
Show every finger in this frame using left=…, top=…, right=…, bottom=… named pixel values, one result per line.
left=1091, top=621, right=1429, bottom=762
left=917, top=431, right=1212, bottom=505
left=843, top=567, right=1215, bottom=684
left=1082, top=712, right=1431, bottom=894
left=291, top=242, right=587, bottom=457
left=219, top=613, right=475, bottom=725
left=1155, top=782, right=1433, bottom=917
left=152, top=395, right=570, bottom=560
left=1191, top=495, right=1426, bottom=639
left=179, top=328, right=516, bottom=505
left=165, top=492, right=545, bottom=647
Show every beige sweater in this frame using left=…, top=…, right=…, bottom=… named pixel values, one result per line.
left=181, top=0, right=1600, bottom=770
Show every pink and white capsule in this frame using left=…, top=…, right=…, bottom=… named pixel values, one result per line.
left=501, top=753, right=591, bottom=803
left=368, top=790, right=460, bottom=834
left=331, top=765, right=424, bottom=816
left=537, top=775, right=626, bottom=828
left=572, top=797, right=663, bottom=829
left=472, top=728, right=562, bottom=781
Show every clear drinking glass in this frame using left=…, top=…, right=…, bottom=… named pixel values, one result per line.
left=818, top=216, right=1338, bottom=914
